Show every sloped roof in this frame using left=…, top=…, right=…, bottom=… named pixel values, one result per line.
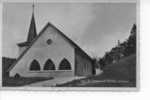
left=17, top=41, right=30, bottom=47
left=7, top=22, right=93, bottom=72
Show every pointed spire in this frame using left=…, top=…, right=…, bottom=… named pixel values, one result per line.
left=32, top=3, right=35, bottom=14
left=27, top=3, right=37, bottom=43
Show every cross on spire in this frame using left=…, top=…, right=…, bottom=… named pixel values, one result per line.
left=32, top=3, right=35, bottom=14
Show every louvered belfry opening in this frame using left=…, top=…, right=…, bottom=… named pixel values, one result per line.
left=30, top=60, right=40, bottom=71
left=59, top=58, right=71, bottom=70
left=44, top=59, right=55, bottom=70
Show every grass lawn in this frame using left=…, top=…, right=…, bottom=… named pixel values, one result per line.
left=56, top=54, right=136, bottom=87
left=2, top=77, right=53, bottom=87
left=56, top=79, right=135, bottom=87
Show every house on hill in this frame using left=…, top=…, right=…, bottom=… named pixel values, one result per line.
left=7, top=5, right=95, bottom=78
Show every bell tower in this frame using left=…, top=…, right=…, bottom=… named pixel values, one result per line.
left=17, top=4, right=37, bottom=56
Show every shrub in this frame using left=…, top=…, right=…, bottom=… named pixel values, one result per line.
left=14, top=73, right=21, bottom=78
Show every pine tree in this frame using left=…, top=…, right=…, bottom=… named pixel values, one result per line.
left=125, top=24, right=136, bottom=55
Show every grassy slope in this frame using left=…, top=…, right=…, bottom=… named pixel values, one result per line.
left=101, top=54, right=136, bottom=81
left=57, top=54, right=136, bottom=87
left=2, top=77, right=53, bottom=87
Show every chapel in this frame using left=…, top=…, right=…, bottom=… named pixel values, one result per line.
left=8, top=4, right=95, bottom=78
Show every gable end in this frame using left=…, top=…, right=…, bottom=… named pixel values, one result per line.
left=7, top=22, right=93, bottom=72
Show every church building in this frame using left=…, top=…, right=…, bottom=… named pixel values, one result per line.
left=7, top=5, right=95, bottom=78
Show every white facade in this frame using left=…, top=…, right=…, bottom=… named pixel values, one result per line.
left=10, top=24, right=75, bottom=77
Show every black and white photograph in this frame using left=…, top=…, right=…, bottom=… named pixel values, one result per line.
left=1, top=0, right=138, bottom=90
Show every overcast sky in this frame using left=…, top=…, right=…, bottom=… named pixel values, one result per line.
left=2, top=2, right=136, bottom=58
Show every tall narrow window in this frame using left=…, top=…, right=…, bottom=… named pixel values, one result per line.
left=59, top=58, right=71, bottom=70
left=44, top=59, right=55, bottom=70
left=30, top=59, right=40, bottom=71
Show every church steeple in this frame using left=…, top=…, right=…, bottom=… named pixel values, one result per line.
left=27, top=4, right=37, bottom=43
left=17, top=3, right=37, bottom=56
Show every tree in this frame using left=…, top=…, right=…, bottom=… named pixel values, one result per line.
left=99, top=58, right=105, bottom=70
left=124, top=24, right=136, bottom=55
left=104, top=52, right=113, bottom=65
left=98, top=23, right=136, bottom=70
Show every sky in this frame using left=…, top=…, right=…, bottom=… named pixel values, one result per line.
left=2, top=2, right=136, bottom=58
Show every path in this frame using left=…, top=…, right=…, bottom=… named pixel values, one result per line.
left=24, top=76, right=85, bottom=87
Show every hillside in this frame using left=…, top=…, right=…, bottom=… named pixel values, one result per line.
left=102, top=54, right=136, bottom=81
left=56, top=54, right=136, bottom=87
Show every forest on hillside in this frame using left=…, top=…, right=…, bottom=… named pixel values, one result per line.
left=97, top=24, right=136, bottom=70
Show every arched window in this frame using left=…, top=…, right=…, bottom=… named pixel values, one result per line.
left=44, top=59, right=55, bottom=70
left=59, top=58, right=71, bottom=70
left=30, top=60, right=40, bottom=71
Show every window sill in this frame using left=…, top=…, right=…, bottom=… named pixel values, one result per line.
left=28, top=70, right=73, bottom=73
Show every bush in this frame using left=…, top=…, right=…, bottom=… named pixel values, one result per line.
left=14, top=73, right=21, bottom=78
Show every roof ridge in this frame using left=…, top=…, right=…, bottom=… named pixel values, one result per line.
left=47, top=22, right=93, bottom=60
